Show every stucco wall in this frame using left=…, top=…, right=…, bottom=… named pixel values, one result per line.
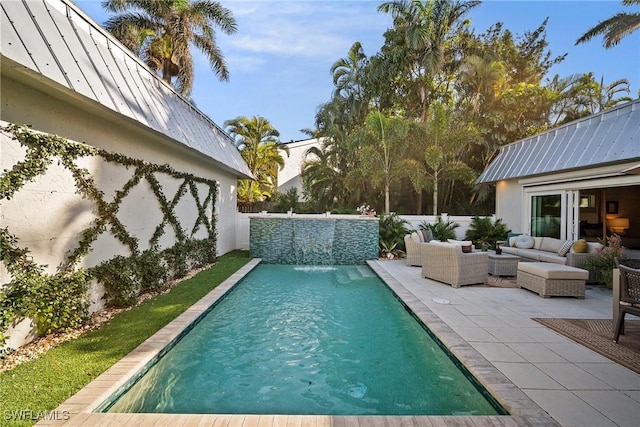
left=495, top=180, right=524, bottom=233
left=2, top=75, right=239, bottom=256
left=1, top=76, right=240, bottom=349
left=277, top=138, right=320, bottom=197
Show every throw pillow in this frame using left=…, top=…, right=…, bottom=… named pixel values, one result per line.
left=410, top=232, right=422, bottom=243
left=572, top=239, right=588, bottom=253
left=461, top=245, right=473, bottom=253
left=514, top=235, right=535, bottom=249
left=558, top=240, right=573, bottom=257
left=540, top=237, right=564, bottom=253
left=507, top=232, right=522, bottom=247
left=533, top=236, right=543, bottom=250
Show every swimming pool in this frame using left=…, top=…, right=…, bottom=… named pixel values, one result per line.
left=99, top=264, right=505, bottom=416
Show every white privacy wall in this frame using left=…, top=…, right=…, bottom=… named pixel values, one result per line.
left=0, top=87, right=240, bottom=348
left=1, top=0, right=251, bottom=350
left=1, top=77, right=241, bottom=258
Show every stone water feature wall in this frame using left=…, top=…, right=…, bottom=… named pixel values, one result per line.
left=249, top=215, right=379, bottom=264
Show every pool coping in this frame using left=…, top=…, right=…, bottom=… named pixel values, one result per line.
left=37, top=259, right=558, bottom=426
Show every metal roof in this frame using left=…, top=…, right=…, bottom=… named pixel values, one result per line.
left=476, top=98, right=640, bottom=184
left=1, top=0, right=252, bottom=179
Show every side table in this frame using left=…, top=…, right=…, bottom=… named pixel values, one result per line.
left=488, top=251, right=520, bottom=276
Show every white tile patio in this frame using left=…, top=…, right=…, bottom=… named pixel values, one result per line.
left=372, top=260, right=640, bottom=427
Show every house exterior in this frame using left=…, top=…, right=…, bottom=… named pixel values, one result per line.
left=277, top=137, right=323, bottom=198
left=1, top=0, right=251, bottom=348
left=477, top=99, right=640, bottom=249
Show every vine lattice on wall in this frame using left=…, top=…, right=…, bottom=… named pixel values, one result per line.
left=0, top=124, right=220, bottom=348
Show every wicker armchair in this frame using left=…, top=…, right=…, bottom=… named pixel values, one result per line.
left=420, top=241, right=488, bottom=288
left=613, top=263, right=640, bottom=343
left=404, top=234, right=428, bottom=266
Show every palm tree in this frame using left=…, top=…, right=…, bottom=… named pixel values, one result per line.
left=103, top=0, right=237, bottom=96
left=404, top=101, right=476, bottom=214
left=301, top=144, right=337, bottom=211
left=548, top=73, right=632, bottom=125
left=224, top=116, right=288, bottom=209
left=457, top=55, right=507, bottom=112
left=576, top=0, right=640, bottom=48
left=377, top=0, right=481, bottom=121
left=328, top=42, right=371, bottom=131
left=357, top=111, right=410, bottom=213
left=331, top=41, right=368, bottom=98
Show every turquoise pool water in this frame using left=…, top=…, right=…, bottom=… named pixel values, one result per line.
left=103, top=265, right=503, bottom=415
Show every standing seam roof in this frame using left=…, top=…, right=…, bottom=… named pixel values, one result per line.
left=476, top=98, right=640, bottom=184
left=1, top=0, right=252, bottom=179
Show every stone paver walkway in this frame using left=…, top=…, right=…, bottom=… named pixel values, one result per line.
left=373, top=260, right=640, bottom=427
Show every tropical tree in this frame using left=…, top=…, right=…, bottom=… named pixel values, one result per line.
left=457, top=55, right=506, bottom=113
left=301, top=143, right=338, bottom=211
left=376, top=0, right=481, bottom=121
left=457, top=20, right=564, bottom=172
left=356, top=111, right=411, bottom=213
left=103, top=0, right=237, bottom=96
left=331, top=42, right=369, bottom=100
left=576, top=0, right=640, bottom=48
left=548, top=73, right=632, bottom=125
left=404, top=101, right=477, bottom=214
left=224, top=116, right=288, bottom=210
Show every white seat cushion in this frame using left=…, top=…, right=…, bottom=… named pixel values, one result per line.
left=517, top=262, right=589, bottom=280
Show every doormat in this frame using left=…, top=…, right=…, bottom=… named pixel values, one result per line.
left=533, top=318, right=640, bottom=374
left=486, top=276, right=519, bottom=288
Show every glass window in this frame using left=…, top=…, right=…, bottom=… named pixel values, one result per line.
left=531, top=194, right=561, bottom=238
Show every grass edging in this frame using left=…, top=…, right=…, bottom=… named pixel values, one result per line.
left=0, top=251, right=251, bottom=426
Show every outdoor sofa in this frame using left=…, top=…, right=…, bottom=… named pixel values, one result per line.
left=501, top=235, right=602, bottom=267
left=420, top=241, right=488, bottom=287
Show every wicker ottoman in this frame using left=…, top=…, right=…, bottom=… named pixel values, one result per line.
left=517, top=262, right=589, bottom=298
left=488, top=252, right=520, bottom=276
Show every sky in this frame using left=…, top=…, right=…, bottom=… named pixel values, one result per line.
left=74, top=0, right=640, bottom=142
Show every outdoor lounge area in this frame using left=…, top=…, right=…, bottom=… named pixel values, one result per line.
left=375, top=259, right=640, bottom=427
left=2, top=0, right=640, bottom=425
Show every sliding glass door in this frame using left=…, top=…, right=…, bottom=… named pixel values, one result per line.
left=527, top=190, right=579, bottom=239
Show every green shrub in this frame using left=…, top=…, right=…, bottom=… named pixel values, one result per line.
left=92, top=255, right=139, bottom=307
left=378, top=213, right=409, bottom=258
left=189, top=238, right=218, bottom=267
left=464, top=216, right=511, bottom=249
left=0, top=229, right=90, bottom=346
left=420, top=216, right=459, bottom=241
left=163, top=241, right=191, bottom=278
left=32, top=270, right=90, bottom=335
left=137, top=248, right=169, bottom=293
left=584, top=233, right=625, bottom=288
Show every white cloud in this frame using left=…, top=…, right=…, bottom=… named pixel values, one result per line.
left=222, top=1, right=390, bottom=61
left=227, top=54, right=267, bottom=72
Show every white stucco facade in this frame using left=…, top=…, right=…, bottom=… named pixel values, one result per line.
left=1, top=0, right=251, bottom=349
left=481, top=100, right=640, bottom=243
left=277, top=138, right=322, bottom=197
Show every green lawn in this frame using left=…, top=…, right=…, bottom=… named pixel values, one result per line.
left=0, top=251, right=251, bottom=426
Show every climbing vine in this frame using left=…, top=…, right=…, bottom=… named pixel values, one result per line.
left=0, top=228, right=90, bottom=347
left=0, top=124, right=219, bottom=346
